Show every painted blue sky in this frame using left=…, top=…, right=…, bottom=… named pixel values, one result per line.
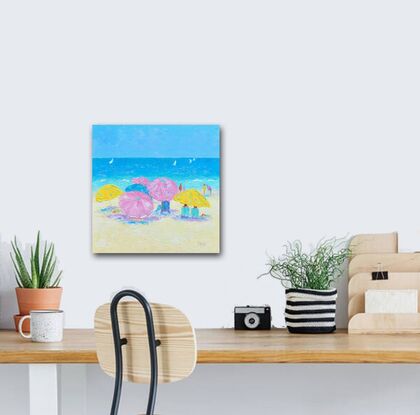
left=92, top=125, right=220, bottom=158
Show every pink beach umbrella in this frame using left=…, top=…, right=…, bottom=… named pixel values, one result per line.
left=148, top=178, right=178, bottom=215
left=148, top=178, right=178, bottom=201
left=132, top=177, right=150, bottom=186
left=119, top=191, right=154, bottom=219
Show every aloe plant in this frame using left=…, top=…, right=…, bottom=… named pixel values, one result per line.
left=10, top=231, right=62, bottom=289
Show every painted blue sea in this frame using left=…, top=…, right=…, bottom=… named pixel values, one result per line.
left=92, top=157, right=220, bottom=192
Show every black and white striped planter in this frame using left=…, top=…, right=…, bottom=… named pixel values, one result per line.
left=285, top=288, right=337, bottom=334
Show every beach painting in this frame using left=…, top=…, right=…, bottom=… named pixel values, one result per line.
left=92, top=125, right=220, bottom=253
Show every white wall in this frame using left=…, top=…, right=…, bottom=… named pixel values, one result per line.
left=1, top=1, right=420, bottom=414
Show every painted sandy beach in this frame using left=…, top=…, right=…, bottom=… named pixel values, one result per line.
left=92, top=191, right=220, bottom=253
left=92, top=126, right=220, bottom=253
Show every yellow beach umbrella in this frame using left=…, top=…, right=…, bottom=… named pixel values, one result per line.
left=173, top=189, right=210, bottom=208
left=95, top=184, right=123, bottom=202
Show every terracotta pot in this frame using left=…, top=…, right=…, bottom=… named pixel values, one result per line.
left=14, top=287, right=63, bottom=331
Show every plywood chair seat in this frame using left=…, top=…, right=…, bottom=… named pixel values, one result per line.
left=94, top=290, right=197, bottom=415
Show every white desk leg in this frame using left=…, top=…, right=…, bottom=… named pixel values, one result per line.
left=29, top=364, right=58, bottom=415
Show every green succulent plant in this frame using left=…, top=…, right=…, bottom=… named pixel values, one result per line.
left=259, top=237, right=351, bottom=290
left=10, top=231, right=62, bottom=289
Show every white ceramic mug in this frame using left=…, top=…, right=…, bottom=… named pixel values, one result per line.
left=18, top=310, right=64, bottom=342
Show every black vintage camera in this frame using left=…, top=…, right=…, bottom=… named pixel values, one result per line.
left=234, top=306, right=271, bottom=330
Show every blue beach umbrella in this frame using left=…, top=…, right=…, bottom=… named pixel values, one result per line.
left=125, top=183, right=150, bottom=195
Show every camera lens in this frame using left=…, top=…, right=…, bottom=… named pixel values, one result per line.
left=244, top=313, right=260, bottom=329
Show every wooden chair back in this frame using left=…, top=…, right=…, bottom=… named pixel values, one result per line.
left=95, top=301, right=197, bottom=384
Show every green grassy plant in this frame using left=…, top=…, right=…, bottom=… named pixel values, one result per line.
left=259, top=237, right=350, bottom=290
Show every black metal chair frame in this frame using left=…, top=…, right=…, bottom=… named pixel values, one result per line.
left=110, top=290, right=161, bottom=415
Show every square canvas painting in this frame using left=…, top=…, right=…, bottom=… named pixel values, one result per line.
left=92, top=125, right=220, bottom=253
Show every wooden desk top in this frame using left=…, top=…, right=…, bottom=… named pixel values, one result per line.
left=1, top=329, right=420, bottom=364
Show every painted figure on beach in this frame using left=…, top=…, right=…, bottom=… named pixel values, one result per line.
left=201, top=183, right=213, bottom=197
left=181, top=204, right=190, bottom=218
left=92, top=125, right=220, bottom=253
